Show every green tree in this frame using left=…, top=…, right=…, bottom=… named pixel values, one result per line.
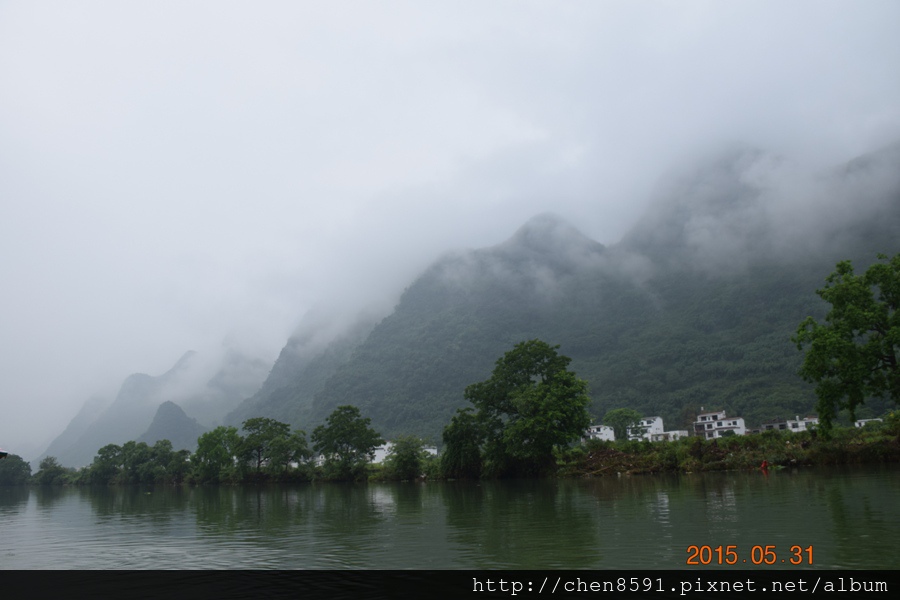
left=465, top=339, right=591, bottom=477
left=0, top=453, right=32, bottom=485
left=87, top=443, right=123, bottom=484
left=603, top=408, right=643, bottom=442
left=32, top=456, right=71, bottom=485
left=120, top=441, right=154, bottom=483
left=144, top=439, right=189, bottom=484
left=165, top=448, right=192, bottom=484
left=266, top=429, right=312, bottom=478
left=312, top=405, right=384, bottom=481
left=192, top=426, right=242, bottom=482
left=794, top=253, right=900, bottom=431
left=240, top=417, right=291, bottom=474
left=440, top=408, right=483, bottom=479
left=384, top=435, right=428, bottom=481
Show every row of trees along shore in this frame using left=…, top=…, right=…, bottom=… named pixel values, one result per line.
left=1, top=253, right=898, bottom=485
left=3, top=412, right=899, bottom=486
left=0, top=406, right=427, bottom=486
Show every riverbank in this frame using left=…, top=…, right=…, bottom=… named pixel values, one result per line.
left=560, top=419, right=900, bottom=477
left=5, top=416, right=898, bottom=486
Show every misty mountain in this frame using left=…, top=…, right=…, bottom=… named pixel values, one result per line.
left=228, top=142, right=900, bottom=442
left=40, top=353, right=196, bottom=467
left=178, top=348, right=271, bottom=427
left=621, top=142, right=900, bottom=268
left=226, top=310, right=379, bottom=428
left=43, top=349, right=268, bottom=468
left=37, top=394, right=109, bottom=468
left=137, top=401, right=207, bottom=452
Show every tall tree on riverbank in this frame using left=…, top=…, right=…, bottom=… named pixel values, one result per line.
left=312, top=405, right=384, bottom=481
left=794, top=253, right=900, bottom=431
left=441, top=408, right=484, bottom=479
left=32, top=456, right=72, bottom=485
left=239, top=417, right=291, bottom=473
left=237, top=417, right=312, bottom=477
left=384, top=435, right=429, bottom=480
left=462, top=339, right=591, bottom=477
left=0, top=454, right=31, bottom=485
left=193, top=426, right=243, bottom=482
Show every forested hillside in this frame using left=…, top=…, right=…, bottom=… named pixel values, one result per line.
left=226, top=143, right=900, bottom=442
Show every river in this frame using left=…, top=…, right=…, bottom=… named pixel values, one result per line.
left=1, top=464, right=897, bottom=569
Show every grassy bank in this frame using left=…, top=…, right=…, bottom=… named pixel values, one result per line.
left=560, top=414, right=900, bottom=477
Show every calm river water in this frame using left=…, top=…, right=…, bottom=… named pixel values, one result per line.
left=1, top=465, right=897, bottom=570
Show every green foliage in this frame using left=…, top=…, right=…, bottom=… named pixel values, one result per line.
left=235, top=417, right=312, bottom=480
left=32, top=456, right=72, bottom=485
left=384, top=435, right=429, bottom=480
left=265, top=429, right=313, bottom=478
left=148, top=439, right=191, bottom=484
left=0, top=453, right=32, bottom=485
left=83, top=439, right=190, bottom=485
left=464, top=339, right=591, bottom=477
left=193, top=426, right=243, bottom=483
left=603, top=408, right=643, bottom=441
left=885, top=410, right=900, bottom=436
left=120, top=441, right=152, bottom=483
left=571, top=425, right=900, bottom=476
left=67, top=425, right=311, bottom=485
left=266, top=241, right=841, bottom=443
left=239, top=417, right=291, bottom=473
left=440, top=408, right=483, bottom=479
left=192, top=418, right=312, bottom=482
left=312, top=405, right=384, bottom=481
left=234, top=212, right=897, bottom=443
left=420, top=452, right=442, bottom=479
left=794, top=253, right=900, bottom=431
left=62, top=420, right=315, bottom=485
left=88, top=444, right=122, bottom=484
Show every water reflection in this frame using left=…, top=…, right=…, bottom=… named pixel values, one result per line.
left=33, top=486, right=68, bottom=510
left=443, top=480, right=600, bottom=568
left=0, top=486, right=29, bottom=515
left=193, top=485, right=311, bottom=536
left=0, top=465, right=897, bottom=569
left=821, top=466, right=900, bottom=569
left=85, top=486, right=190, bottom=524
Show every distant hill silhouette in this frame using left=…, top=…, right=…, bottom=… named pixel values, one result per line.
left=137, top=401, right=207, bottom=452
left=42, top=350, right=267, bottom=468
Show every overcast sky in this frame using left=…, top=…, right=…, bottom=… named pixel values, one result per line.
left=2, top=1, right=899, bottom=458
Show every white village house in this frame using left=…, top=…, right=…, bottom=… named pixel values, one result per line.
left=583, top=424, right=616, bottom=442
left=313, top=441, right=437, bottom=467
left=760, top=415, right=819, bottom=433
left=693, top=410, right=746, bottom=439
left=628, top=416, right=665, bottom=441
left=787, top=416, right=819, bottom=431
left=584, top=417, right=689, bottom=443
left=371, top=441, right=437, bottom=464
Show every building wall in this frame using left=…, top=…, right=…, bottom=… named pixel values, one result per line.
left=584, top=424, right=616, bottom=442
left=651, top=430, right=689, bottom=442
left=629, top=416, right=664, bottom=440
left=694, top=411, right=746, bottom=438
